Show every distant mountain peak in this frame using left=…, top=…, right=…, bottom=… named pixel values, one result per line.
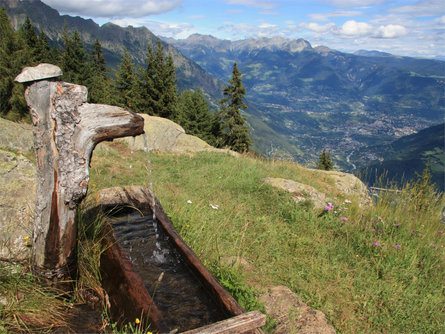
left=233, top=36, right=312, bottom=53
left=354, top=50, right=392, bottom=57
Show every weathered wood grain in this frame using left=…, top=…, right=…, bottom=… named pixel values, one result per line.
left=17, top=67, right=144, bottom=279
left=181, top=311, right=266, bottom=334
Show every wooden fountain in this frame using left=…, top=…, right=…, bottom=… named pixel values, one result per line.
left=16, top=64, right=265, bottom=333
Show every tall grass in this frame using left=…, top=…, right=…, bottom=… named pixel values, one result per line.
left=87, top=142, right=444, bottom=333
left=0, top=260, right=71, bottom=332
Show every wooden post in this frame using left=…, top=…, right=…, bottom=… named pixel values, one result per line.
left=15, top=64, right=144, bottom=280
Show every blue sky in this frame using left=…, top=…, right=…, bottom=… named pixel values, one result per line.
left=41, top=0, right=445, bottom=59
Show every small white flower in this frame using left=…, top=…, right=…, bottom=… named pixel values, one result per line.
left=209, top=204, right=219, bottom=210
left=344, top=199, right=352, bottom=204
left=187, top=200, right=192, bottom=204
left=129, top=164, right=133, bottom=169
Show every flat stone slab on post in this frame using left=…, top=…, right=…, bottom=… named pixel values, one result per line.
left=15, top=63, right=63, bottom=83
left=15, top=64, right=144, bottom=280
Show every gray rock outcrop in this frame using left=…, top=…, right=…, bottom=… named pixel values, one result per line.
left=260, top=286, right=336, bottom=334
left=263, top=177, right=329, bottom=209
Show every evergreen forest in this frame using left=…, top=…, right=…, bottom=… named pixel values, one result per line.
left=0, top=9, right=251, bottom=152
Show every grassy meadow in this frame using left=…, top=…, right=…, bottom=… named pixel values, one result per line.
left=85, top=141, right=444, bottom=333
left=1, top=139, right=443, bottom=333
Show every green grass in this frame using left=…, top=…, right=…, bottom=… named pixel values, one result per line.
left=87, top=142, right=445, bottom=333
left=0, top=260, right=71, bottom=332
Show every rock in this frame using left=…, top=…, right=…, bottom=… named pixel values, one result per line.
left=263, top=177, right=328, bottom=209
left=221, top=256, right=254, bottom=271
left=260, top=286, right=336, bottom=334
left=264, top=170, right=372, bottom=210
left=0, top=149, right=35, bottom=260
left=0, top=118, right=33, bottom=152
left=323, top=171, right=372, bottom=208
left=14, top=63, right=62, bottom=83
left=118, top=114, right=239, bottom=155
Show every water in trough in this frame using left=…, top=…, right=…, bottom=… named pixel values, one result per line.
left=108, top=209, right=227, bottom=332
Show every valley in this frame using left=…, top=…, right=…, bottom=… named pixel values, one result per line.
left=1, top=0, right=444, bottom=187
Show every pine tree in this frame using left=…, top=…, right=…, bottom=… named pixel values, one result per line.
left=19, top=16, right=38, bottom=64
left=87, top=39, right=113, bottom=103
left=36, top=30, right=54, bottom=63
left=0, top=8, right=29, bottom=121
left=0, top=7, right=15, bottom=118
left=114, top=48, right=138, bottom=109
left=219, top=62, right=251, bottom=152
left=177, top=89, right=219, bottom=145
left=317, top=149, right=334, bottom=170
left=60, top=29, right=89, bottom=85
left=137, top=40, right=177, bottom=118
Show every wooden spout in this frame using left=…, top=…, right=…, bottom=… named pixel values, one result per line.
left=15, top=64, right=144, bottom=280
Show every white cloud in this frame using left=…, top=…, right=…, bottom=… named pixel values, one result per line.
left=323, top=0, right=385, bottom=8
left=389, top=0, right=445, bottom=17
left=260, top=10, right=280, bottom=15
left=374, top=24, right=407, bottom=38
left=300, top=22, right=335, bottom=33
left=218, top=21, right=282, bottom=39
left=144, top=21, right=194, bottom=38
left=111, top=18, right=194, bottom=38
left=225, top=0, right=278, bottom=10
left=309, top=10, right=364, bottom=22
left=41, top=0, right=182, bottom=18
left=335, top=20, right=373, bottom=37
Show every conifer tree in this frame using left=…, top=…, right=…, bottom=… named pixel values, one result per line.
left=60, top=29, right=89, bottom=85
left=36, top=30, right=54, bottom=63
left=87, top=39, right=113, bottom=103
left=19, top=16, right=38, bottom=64
left=114, top=48, right=138, bottom=109
left=177, top=89, right=219, bottom=145
left=317, top=149, right=334, bottom=170
left=219, top=62, right=251, bottom=152
left=0, top=8, right=28, bottom=120
left=0, top=7, right=14, bottom=118
left=138, top=40, right=177, bottom=118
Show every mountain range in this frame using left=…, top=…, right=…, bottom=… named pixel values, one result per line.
left=167, top=34, right=444, bottom=169
left=1, top=0, right=444, bottom=188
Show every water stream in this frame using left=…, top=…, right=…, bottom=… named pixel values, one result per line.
left=109, top=210, right=226, bottom=332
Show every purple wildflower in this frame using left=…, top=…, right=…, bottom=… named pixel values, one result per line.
left=438, top=230, right=443, bottom=234
left=370, top=227, right=376, bottom=232
left=394, top=244, right=402, bottom=249
left=325, top=203, right=334, bottom=211
left=373, top=241, right=381, bottom=247
left=341, top=217, right=348, bottom=221
left=378, top=229, right=383, bottom=233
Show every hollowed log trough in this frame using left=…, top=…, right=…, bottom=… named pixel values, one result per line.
left=86, top=186, right=266, bottom=333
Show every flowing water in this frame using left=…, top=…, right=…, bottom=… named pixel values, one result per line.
left=109, top=210, right=226, bottom=332
left=142, top=133, right=156, bottom=221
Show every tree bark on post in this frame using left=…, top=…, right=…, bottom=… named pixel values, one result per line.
left=15, top=64, right=144, bottom=281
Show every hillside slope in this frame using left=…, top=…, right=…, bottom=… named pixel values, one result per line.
left=360, top=123, right=445, bottom=190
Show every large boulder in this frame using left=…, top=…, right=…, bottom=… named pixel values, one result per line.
left=263, top=177, right=329, bottom=209
left=264, top=170, right=372, bottom=209
left=0, top=118, right=35, bottom=259
left=0, top=117, right=33, bottom=152
left=119, top=114, right=237, bottom=155
left=323, top=170, right=372, bottom=208
left=260, top=286, right=336, bottom=334
left=0, top=150, right=36, bottom=259
left=119, top=114, right=211, bottom=152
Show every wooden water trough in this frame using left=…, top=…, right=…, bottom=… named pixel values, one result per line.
left=86, top=186, right=266, bottom=333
